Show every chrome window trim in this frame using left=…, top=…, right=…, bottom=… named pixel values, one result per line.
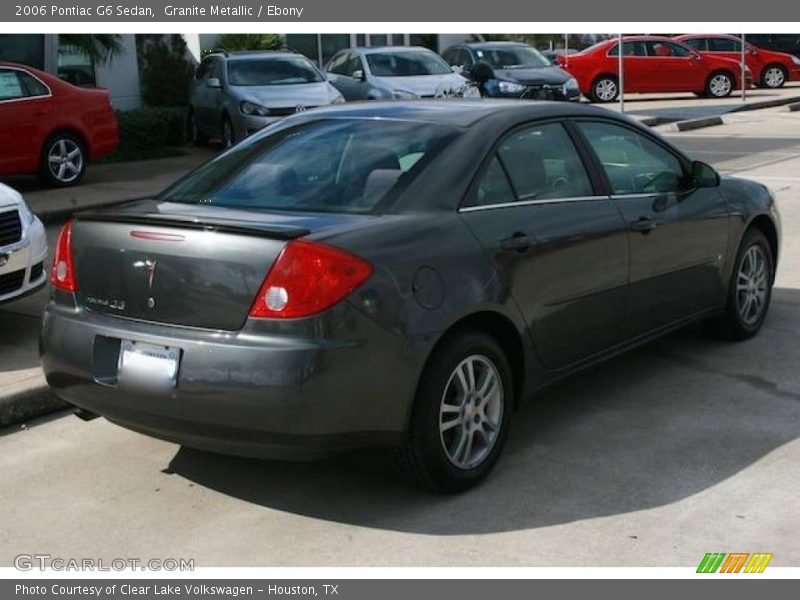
left=459, top=195, right=607, bottom=213
left=0, top=65, right=53, bottom=105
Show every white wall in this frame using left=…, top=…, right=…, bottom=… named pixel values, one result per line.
left=91, top=34, right=141, bottom=110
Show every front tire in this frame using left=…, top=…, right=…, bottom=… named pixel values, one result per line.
left=708, top=228, right=774, bottom=340
left=397, top=330, right=513, bottom=493
left=39, top=133, right=86, bottom=187
left=589, top=75, right=619, bottom=103
left=760, top=64, right=787, bottom=88
left=706, top=71, right=734, bottom=98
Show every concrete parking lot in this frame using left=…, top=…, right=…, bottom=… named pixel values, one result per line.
left=0, top=109, right=798, bottom=567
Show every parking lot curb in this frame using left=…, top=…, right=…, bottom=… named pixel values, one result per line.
left=0, top=385, right=69, bottom=429
left=665, top=116, right=724, bottom=132
left=729, top=94, right=800, bottom=113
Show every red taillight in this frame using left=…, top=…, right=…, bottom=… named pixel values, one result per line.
left=249, top=240, right=373, bottom=319
left=51, top=220, right=78, bottom=292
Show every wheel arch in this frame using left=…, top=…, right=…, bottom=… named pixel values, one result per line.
left=746, top=214, right=780, bottom=275
left=410, top=309, right=528, bottom=428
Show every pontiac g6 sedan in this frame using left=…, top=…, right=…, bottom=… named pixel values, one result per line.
left=41, top=101, right=780, bottom=492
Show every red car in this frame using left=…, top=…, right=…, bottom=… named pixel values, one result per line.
left=559, top=36, right=750, bottom=102
left=675, top=34, right=800, bottom=89
left=0, top=62, right=118, bottom=187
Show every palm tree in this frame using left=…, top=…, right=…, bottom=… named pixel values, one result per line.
left=58, top=34, right=124, bottom=64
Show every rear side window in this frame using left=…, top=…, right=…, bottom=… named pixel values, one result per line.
left=577, top=121, right=686, bottom=195
left=709, top=37, right=742, bottom=52
left=160, top=118, right=458, bottom=214
left=467, top=123, right=593, bottom=208
left=18, top=71, right=48, bottom=97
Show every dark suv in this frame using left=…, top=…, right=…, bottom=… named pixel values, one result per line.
left=442, top=41, right=581, bottom=101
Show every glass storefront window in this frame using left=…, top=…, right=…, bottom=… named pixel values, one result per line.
left=0, top=34, right=45, bottom=69
left=410, top=34, right=438, bottom=51
left=285, top=34, right=320, bottom=65
left=321, top=34, right=350, bottom=67
left=369, top=35, right=388, bottom=47
left=57, top=44, right=95, bottom=87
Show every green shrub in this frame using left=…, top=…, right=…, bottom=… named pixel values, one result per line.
left=102, top=106, right=188, bottom=163
left=137, top=34, right=195, bottom=107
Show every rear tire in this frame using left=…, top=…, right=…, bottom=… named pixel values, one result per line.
left=188, top=110, right=208, bottom=147
left=589, top=75, right=619, bottom=103
left=707, top=228, right=774, bottom=340
left=760, top=64, right=787, bottom=89
left=397, top=330, right=513, bottom=493
left=221, top=115, right=235, bottom=148
left=38, top=132, right=86, bottom=187
left=706, top=71, right=734, bottom=98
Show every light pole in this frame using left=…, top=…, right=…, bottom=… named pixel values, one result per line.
left=618, top=33, right=625, bottom=112
left=741, top=33, right=747, bottom=102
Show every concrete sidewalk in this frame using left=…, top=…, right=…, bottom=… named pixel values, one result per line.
left=0, top=148, right=214, bottom=427
left=4, top=147, right=215, bottom=221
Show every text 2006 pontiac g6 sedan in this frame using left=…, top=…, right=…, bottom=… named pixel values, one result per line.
left=41, top=101, right=780, bottom=492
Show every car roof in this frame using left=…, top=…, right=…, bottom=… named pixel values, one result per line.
left=353, top=46, right=435, bottom=55
left=462, top=41, right=529, bottom=48
left=206, top=50, right=304, bottom=61
left=291, top=99, right=630, bottom=128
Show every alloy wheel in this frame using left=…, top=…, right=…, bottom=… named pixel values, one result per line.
left=764, top=67, right=785, bottom=88
left=709, top=74, right=732, bottom=97
left=594, top=79, right=617, bottom=102
left=48, top=139, right=83, bottom=184
left=736, top=245, right=769, bottom=326
left=439, top=355, right=504, bottom=470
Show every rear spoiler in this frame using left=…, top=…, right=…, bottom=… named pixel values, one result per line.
left=75, top=210, right=310, bottom=240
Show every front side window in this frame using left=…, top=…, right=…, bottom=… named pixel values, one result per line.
left=608, top=41, right=647, bottom=57
left=647, top=41, right=691, bottom=57
left=578, top=121, right=686, bottom=195
left=227, top=57, right=324, bottom=86
left=366, top=51, right=452, bottom=76
left=682, top=38, right=707, bottom=51
left=160, top=118, right=458, bottom=214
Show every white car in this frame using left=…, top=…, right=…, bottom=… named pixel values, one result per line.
left=0, top=183, right=47, bottom=304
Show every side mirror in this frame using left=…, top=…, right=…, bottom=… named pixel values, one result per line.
left=691, top=53, right=702, bottom=61
left=470, top=61, right=495, bottom=84
left=351, top=69, right=365, bottom=81
left=692, top=160, right=720, bottom=188
left=206, top=78, right=222, bottom=89
left=450, top=65, right=462, bottom=74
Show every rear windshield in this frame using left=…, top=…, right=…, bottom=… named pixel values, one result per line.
left=366, top=51, right=452, bottom=76
left=227, top=57, right=324, bottom=86
left=159, top=118, right=458, bottom=213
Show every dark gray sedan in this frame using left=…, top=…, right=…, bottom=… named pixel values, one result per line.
left=41, top=101, right=781, bottom=492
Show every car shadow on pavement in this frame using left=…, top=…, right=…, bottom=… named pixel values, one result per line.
left=168, top=288, right=800, bottom=535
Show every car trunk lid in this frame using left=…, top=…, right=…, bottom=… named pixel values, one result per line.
left=71, top=200, right=357, bottom=330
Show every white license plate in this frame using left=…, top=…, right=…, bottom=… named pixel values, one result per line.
left=117, top=340, right=180, bottom=391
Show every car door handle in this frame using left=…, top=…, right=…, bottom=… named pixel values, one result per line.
left=500, top=232, right=533, bottom=253
left=629, top=217, right=658, bottom=234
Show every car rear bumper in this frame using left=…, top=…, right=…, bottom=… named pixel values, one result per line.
left=40, top=301, right=418, bottom=459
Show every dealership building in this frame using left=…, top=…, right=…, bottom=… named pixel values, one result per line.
left=0, top=33, right=473, bottom=110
